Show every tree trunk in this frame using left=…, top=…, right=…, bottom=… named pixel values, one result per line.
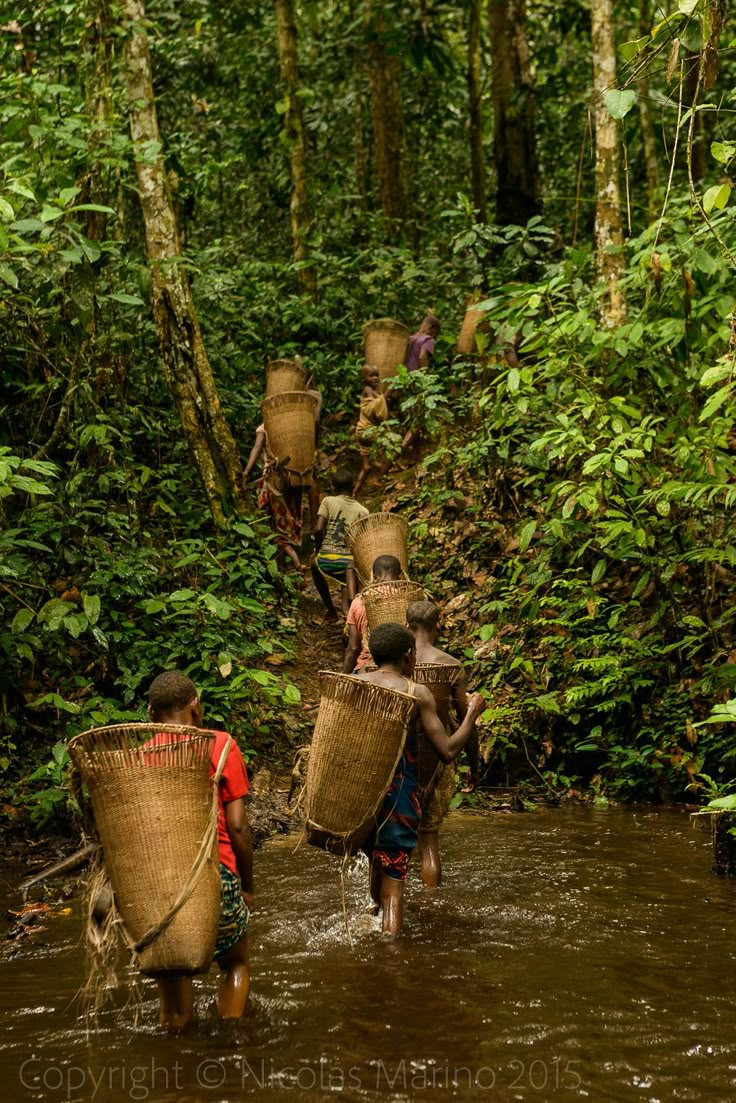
left=274, top=0, right=314, bottom=293
left=637, top=0, right=659, bottom=221
left=121, top=0, right=244, bottom=524
left=467, top=0, right=487, bottom=222
left=364, top=2, right=409, bottom=237
left=488, top=0, right=539, bottom=225
left=591, top=0, right=626, bottom=327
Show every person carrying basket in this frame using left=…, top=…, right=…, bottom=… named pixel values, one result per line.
left=310, top=467, right=367, bottom=622
left=354, top=624, right=485, bottom=936
left=147, top=672, right=254, bottom=1030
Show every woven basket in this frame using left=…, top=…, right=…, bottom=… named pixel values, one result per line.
left=305, top=672, right=416, bottom=854
left=457, top=299, right=487, bottom=355
left=265, top=358, right=308, bottom=397
left=363, top=318, right=410, bottom=384
left=422, top=761, right=456, bottom=831
left=362, top=580, right=426, bottom=632
left=415, top=663, right=461, bottom=792
left=345, top=512, right=409, bottom=584
left=68, top=723, right=221, bottom=976
left=262, top=390, right=317, bottom=487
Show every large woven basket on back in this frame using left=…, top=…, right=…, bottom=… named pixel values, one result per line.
left=265, top=358, right=308, bottom=397
left=262, top=390, right=318, bottom=486
left=345, top=512, right=409, bottom=584
left=68, top=723, right=223, bottom=976
left=415, top=662, right=461, bottom=793
left=305, top=672, right=416, bottom=854
left=362, top=580, right=426, bottom=632
left=363, top=318, right=409, bottom=384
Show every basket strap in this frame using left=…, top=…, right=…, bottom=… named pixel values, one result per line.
left=131, top=734, right=233, bottom=957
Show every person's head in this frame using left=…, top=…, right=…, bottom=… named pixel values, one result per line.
left=406, top=600, right=440, bottom=639
left=147, top=671, right=202, bottom=725
left=333, top=467, right=354, bottom=494
left=368, top=622, right=416, bottom=672
left=372, top=554, right=402, bottom=582
left=361, top=363, right=380, bottom=387
left=420, top=314, right=441, bottom=337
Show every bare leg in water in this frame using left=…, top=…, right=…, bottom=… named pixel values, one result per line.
left=157, top=976, right=194, bottom=1031
left=216, top=932, right=250, bottom=1018
left=369, top=859, right=406, bottom=936
left=417, top=829, right=441, bottom=888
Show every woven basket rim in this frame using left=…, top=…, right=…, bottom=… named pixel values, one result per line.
left=345, top=511, right=408, bottom=547
left=262, top=390, right=318, bottom=411
left=415, top=662, right=462, bottom=682
left=68, top=722, right=217, bottom=752
left=362, top=318, right=410, bottom=337
left=317, top=669, right=416, bottom=705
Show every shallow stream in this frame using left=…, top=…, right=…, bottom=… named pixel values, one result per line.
left=1, top=807, right=734, bottom=1102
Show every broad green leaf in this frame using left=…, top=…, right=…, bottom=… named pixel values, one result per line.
left=619, top=36, right=649, bottom=61
left=591, top=559, right=606, bottom=584
left=202, top=592, right=232, bottom=620
left=518, top=520, right=536, bottom=552
left=699, top=364, right=731, bottom=388
left=0, top=197, right=14, bottom=220
left=169, top=588, right=196, bottom=602
left=64, top=612, right=88, bottom=639
left=699, top=381, right=732, bottom=422
left=12, top=608, right=34, bottom=634
left=39, top=205, right=64, bottom=222
left=0, top=264, right=18, bottom=290
left=109, top=291, right=144, bottom=306
left=508, top=367, right=520, bottom=393
left=283, top=684, right=301, bottom=705
left=605, top=89, right=637, bottom=120
left=703, top=183, right=730, bottom=213
left=711, top=141, right=735, bottom=165
left=678, top=0, right=698, bottom=12
left=83, top=594, right=101, bottom=624
left=143, top=597, right=166, bottom=614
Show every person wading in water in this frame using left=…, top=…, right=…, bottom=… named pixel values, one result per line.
left=147, top=672, right=253, bottom=1029
left=406, top=600, right=479, bottom=889
left=354, top=624, right=484, bottom=936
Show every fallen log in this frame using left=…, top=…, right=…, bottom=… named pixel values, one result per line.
left=19, top=842, right=99, bottom=895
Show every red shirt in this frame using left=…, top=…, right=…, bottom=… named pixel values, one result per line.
left=210, top=730, right=249, bottom=873
left=144, top=729, right=249, bottom=874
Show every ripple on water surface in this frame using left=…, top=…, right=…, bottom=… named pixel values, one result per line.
left=1, top=807, right=734, bottom=1102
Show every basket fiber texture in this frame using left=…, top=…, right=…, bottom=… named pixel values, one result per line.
left=262, top=390, right=317, bottom=486
left=265, top=359, right=308, bottom=396
left=362, top=580, right=426, bottom=632
left=422, top=760, right=456, bottom=831
left=305, top=672, right=416, bottom=854
left=363, top=318, right=410, bottom=383
left=345, top=512, right=408, bottom=584
left=68, top=723, right=223, bottom=976
left=415, top=663, right=461, bottom=792
left=457, top=300, right=487, bottom=355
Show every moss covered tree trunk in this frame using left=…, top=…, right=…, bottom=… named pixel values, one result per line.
left=488, top=0, right=539, bottom=226
left=121, top=0, right=244, bottom=524
left=591, top=0, right=626, bottom=327
left=274, top=0, right=314, bottom=294
left=365, top=2, right=408, bottom=238
left=467, top=0, right=487, bottom=222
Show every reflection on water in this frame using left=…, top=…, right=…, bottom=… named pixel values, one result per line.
left=1, top=808, right=734, bottom=1102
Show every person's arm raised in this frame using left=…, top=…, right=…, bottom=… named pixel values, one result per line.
left=416, top=684, right=485, bottom=764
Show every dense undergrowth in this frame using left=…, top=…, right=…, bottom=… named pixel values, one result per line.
left=2, top=1, right=736, bottom=830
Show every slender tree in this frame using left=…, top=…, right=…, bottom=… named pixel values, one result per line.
left=121, top=0, right=244, bottom=524
left=636, top=0, right=660, bottom=221
left=364, top=1, right=409, bottom=236
left=467, top=0, right=487, bottom=222
left=274, top=0, right=314, bottom=293
left=488, top=0, right=539, bottom=225
left=591, top=0, right=626, bottom=327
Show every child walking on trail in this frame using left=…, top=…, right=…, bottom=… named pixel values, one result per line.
left=343, top=554, right=402, bottom=673
left=406, top=600, right=479, bottom=889
left=311, top=467, right=368, bottom=623
left=243, top=423, right=305, bottom=572
left=354, top=363, right=389, bottom=497
left=147, top=672, right=254, bottom=1030
left=354, top=624, right=484, bottom=936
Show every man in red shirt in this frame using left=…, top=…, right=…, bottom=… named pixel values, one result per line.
left=147, top=671, right=253, bottom=1029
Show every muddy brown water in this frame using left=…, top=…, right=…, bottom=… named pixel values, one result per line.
left=1, top=808, right=734, bottom=1103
